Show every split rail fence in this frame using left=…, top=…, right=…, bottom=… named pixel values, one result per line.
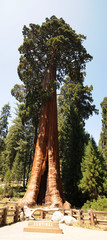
left=0, top=201, right=107, bottom=228
left=70, top=208, right=107, bottom=227
left=0, top=203, right=20, bottom=225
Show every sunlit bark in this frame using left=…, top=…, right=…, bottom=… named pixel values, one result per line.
left=20, top=67, right=64, bottom=207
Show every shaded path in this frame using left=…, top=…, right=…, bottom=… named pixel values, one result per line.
left=0, top=221, right=107, bottom=240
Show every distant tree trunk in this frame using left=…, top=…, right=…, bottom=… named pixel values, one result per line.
left=20, top=66, right=64, bottom=207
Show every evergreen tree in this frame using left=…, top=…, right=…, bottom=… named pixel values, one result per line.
left=11, top=84, right=38, bottom=126
left=11, top=118, right=35, bottom=189
left=13, top=16, right=93, bottom=207
left=0, top=103, right=11, bottom=151
left=79, top=138, right=107, bottom=200
left=99, top=97, right=107, bottom=166
left=11, top=152, right=23, bottom=182
left=0, top=113, right=34, bottom=187
left=58, top=77, right=98, bottom=206
left=11, top=84, right=39, bottom=154
left=58, top=102, right=86, bottom=206
left=0, top=104, right=11, bottom=179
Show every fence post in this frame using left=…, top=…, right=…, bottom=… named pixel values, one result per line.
left=70, top=209, right=73, bottom=217
left=14, top=206, right=19, bottom=222
left=40, top=210, right=45, bottom=219
left=2, top=207, right=7, bottom=225
left=89, top=210, right=95, bottom=226
left=78, top=210, right=83, bottom=223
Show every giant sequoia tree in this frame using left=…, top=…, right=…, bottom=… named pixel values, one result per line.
left=17, top=16, right=92, bottom=207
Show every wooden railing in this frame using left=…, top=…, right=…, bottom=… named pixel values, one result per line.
left=32, top=208, right=65, bottom=220
left=70, top=209, right=107, bottom=226
left=0, top=201, right=17, bottom=206
left=28, top=208, right=107, bottom=227
left=0, top=202, right=107, bottom=228
left=0, top=205, right=20, bottom=225
left=88, top=210, right=107, bottom=226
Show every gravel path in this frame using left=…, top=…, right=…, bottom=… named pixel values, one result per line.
left=0, top=221, right=107, bottom=240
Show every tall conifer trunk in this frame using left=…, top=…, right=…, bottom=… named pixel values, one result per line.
left=20, top=66, right=64, bottom=207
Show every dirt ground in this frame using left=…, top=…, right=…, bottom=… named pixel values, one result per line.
left=0, top=221, right=107, bottom=240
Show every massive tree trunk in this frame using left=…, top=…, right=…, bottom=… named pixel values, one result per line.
left=20, top=66, right=64, bottom=207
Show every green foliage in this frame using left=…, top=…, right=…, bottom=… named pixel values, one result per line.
left=11, top=84, right=26, bottom=103
left=0, top=185, right=26, bottom=199
left=0, top=108, right=34, bottom=187
left=58, top=104, right=86, bottom=206
left=58, top=77, right=98, bottom=125
left=13, top=16, right=92, bottom=128
left=82, top=197, right=107, bottom=211
left=58, top=76, right=98, bottom=206
left=8, top=16, right=100, bottom=207
left=6, top=187, right=14, bottom=198
left=4, top=169, right=12, bottom=184
left=79, top=138, right=107, bottom=200
left=3, top=170, right=13, bottom=197
left=11, top=152, right=24, bottom=182
left=5, top=186, right=25, bottom=198
left=18, top=16, right=92, bottom=86
left=0, top=186, right=4, bottom=195
left=99, top=97, right=107, bottom=166
left=0, top=103, right=11, bottom=152
left=0, top=103, right=11, bottom=138
left=11, top=85, right=39, bottom=128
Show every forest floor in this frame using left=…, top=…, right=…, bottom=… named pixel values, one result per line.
left=0, top=221, right=107, bottom=240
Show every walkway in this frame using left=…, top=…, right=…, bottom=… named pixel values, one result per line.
left=0, top=221, right=107, bottom=240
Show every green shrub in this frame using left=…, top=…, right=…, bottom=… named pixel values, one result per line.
left=6, top=187, right=14, bottom=198
left=82, top=197, right=107, bottom=212
left=6, top=186, right=25, bottom=198
left=0, top=186, right=4, bottom=195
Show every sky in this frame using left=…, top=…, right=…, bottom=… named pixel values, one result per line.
left=0, top=0, right=107, bottom=145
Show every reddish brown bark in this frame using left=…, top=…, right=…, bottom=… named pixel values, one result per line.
left=20, top=67, right=64, bottom=207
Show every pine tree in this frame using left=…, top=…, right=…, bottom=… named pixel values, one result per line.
left=58, top=77, right=98, bottom=206
left=79, top=138, right=107, bottom=200
left=99, top=97, right=107, bottom=166
left=0, top=114, right=34, bottom=187
left=0, top=104, right=11, bottom=151
left=0, top=104, right=11, bottom=179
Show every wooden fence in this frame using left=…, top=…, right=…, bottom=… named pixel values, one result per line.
left=0, top=202, right=107, bottom=228
left=0, top=205, right=20, bottom=225
left=70, top=208, right=107, bottom=227
left=88, top=210, right=107, bottom=226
